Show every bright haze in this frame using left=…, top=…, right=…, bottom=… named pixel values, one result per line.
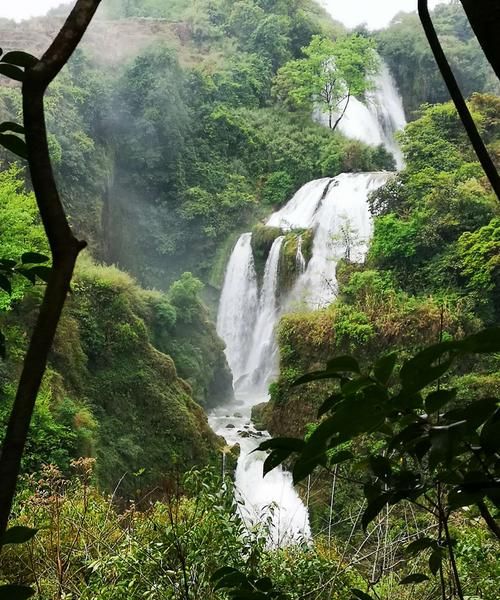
left=0, top=0, right=72, bottom=21
left=317, top=0, right=451, bottom=29
left=2, top=0, right=451, bottom=27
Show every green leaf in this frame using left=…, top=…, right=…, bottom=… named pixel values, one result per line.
left=341, top=376, right=375, bottom=396
left=21, top=252, right=49, bottom=265
left=400, top=341, right=458, bottom=393
left=425, top=389, right=456, bottom=413
left=0, top=133, right=27, bottom=159
left=480, top=409, right=500, bottom=452
left=362, top=492, right=392, bottom=531
left=0, top=273, right=12, bottom=295
left=374, top=352, right=397, bottom=385
left=292, top=369, right=343, bottom=386
left=406, top=537, right=436, bottom=556
left=369, top=455, right=392, bottom=480
left=429, top=549, right=443, bottom=575
left=257, top=438, right=305, bottom=453
left=0, top=585, right=34, bottom=599
left=0, top=121, right=24, bottom=135
left=329, top=449, right=353, bottom=465
left=459, top=327, right=500, bottom=354
left=318, top=393, right=343, bottom=417
left=399, top=574, right=430, bottom=585
left=350, top=590, right=375, bottom=600
left=255, top=578, right=273, bottom=592
left=1, top=526, right=38, bottom=546
left=0, top=63, right=24, bottom=81
left=263, top=450, right=290, bottom=476
left=0, top=331, right=5, bottom=360
left=29, top=266, right=52, bottom=283
left=1, top=51, right=37, bottom=68
left=326, top=355, right=360, bottom=373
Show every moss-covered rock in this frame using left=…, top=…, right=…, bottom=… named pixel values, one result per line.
left=251, top=224, right=283, bottom=281
left=4, top=256, right=226, bottom=496
left=278, top=229, right=313, bottom=295
left=266, top=285, right=477, bottom=439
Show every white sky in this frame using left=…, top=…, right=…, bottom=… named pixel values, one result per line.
left=318, top=0, right=451, bottom=29
left=1, top=0, right=451, bottom=27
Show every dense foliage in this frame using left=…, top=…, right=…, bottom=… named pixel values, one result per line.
left=375, top=3, right=500, bottom=117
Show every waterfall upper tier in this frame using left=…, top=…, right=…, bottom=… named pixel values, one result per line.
left=315, top=60, right=407, bottom=169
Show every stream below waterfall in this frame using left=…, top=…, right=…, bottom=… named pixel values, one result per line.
left=208, top=57, right=407, bottom=547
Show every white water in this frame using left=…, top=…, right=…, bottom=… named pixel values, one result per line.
left=211, top=58, right=405, bottom=547
left=296, top=235, right=307, bottom=274
left=316, top=60, right=407, bottom=168
left=216, top=233, right=258, bottom=383
left=243, top=236, right=284, bottom=393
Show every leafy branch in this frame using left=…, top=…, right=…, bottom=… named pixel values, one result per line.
left=0, top=0, right=103, bottom=546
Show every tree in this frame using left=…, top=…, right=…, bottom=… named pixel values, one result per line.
left=0, top=0, right=102, bottom=552
left=273, top=34, right=378, bottom=130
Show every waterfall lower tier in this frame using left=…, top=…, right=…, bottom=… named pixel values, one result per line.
left=213, top=172, right=392, bottom=546
left=209, top=393, right=310, bottom=546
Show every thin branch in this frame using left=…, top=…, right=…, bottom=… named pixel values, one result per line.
left=418, top=0, right=500, bottom=203
left=477, top=500, right=500, bottom=541
left=0, top=0, right=102, bottom=540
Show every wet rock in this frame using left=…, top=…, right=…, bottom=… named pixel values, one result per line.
left=226, top=423, right=235, bottom=429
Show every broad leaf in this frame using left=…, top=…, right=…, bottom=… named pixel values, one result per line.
left=0, top=121, right=24, bottom=134
left=257, top=438, right=305, bottom=453
left=0, top=63, right=24, bottom=81
left=399, top=574, right=429, bottom=585
left=425, top=389, right=456, bottom=413
left=326, top=355, right=360, bottom=373
left=406, top=536, right=436, bottom=556
left=350, top=590, right=375, bottom=600
left=400, top=341, right=458, bottom=393
left=0, top=585, right=34, bottom=599
left=362, top=492, right=392, bottom=531
left=1, top=51, right=37, bottom=68
left=0, top=273, right=12, bottom=295
left=459, top=327, right=500, bottom=354
left=429, top=549, right=443, bottom=575
left=373, top=352, right=397, bottom=385
left=292, top=369, right=343, bottom=386
left=0, top=133, right=27, bottom=159
left=1, top=526, right=38, bottom=546
left=21, top=252, right=49, bottom=265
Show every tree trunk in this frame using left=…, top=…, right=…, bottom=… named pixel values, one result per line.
left=0, top=0, right=102, bottom=541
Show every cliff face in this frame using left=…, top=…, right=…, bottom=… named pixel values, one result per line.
left=264, top=285, right=474, bottom=439
left=3, top=256, right=225, bottom=496
left=0, top=16, right=196, bottom=67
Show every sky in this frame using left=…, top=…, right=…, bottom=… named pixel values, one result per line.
left=318, top=0, right=451, bottom=29
left=1, top=0, right=451, bottom=27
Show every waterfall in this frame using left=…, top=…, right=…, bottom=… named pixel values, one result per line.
left=210, top=47, right=405, bottom=548
left=216, top=233, right=259, bottom=383
left=296, top=235, right=306, bottom=274
left=316, top=59, right=407, bottom=168
left=243, top=236, right=285, bottom=393
left=288, top=173, right=390, bottom=308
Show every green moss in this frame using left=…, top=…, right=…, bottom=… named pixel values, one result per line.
left=278, top=229, right=313, bottom=295
left=4, top=255, right=225, bottom=496
left=251, top=224, right=283, bottom=281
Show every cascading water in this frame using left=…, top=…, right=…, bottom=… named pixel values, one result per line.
left=295, top=236, right=307, bottom=274
left=216, top=233, right=258, bottom=383
left=210, top=55, right=406, bottom=547
left=243, top=236, right=285, bottom=393
left=315, top=59, right=407, bottom=168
